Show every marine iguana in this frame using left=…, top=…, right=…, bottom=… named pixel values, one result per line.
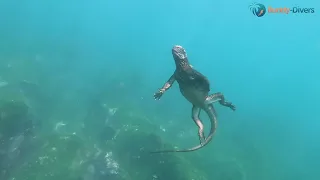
left=151, top=45, right=236, bottom=153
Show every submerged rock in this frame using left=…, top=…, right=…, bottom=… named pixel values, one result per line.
left=77, top=152, right=125, bottom=180
left=112, top=118, right=208, bottom=180
left=9, top=133, right=84, bottom=180
left=0, top=101, right=210, bottom=180
left=0, top=100, right=31, bottom=138
left=0, top=133, right=39, bottom=180
left=98, top=126, right=116, bottom=142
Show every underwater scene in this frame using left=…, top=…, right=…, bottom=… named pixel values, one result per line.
left=0, top=0, right=319, bottom=180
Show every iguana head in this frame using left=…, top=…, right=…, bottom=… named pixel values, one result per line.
left=172, top=45, right=190, bottom=69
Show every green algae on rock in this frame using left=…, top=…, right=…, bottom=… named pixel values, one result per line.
left=9, top=134, right=84, bottom=180
left=109, top=112, right=208, bottom=180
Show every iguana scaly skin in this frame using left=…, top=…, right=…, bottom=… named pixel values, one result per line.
left=152, top=45, right=236, bottom=153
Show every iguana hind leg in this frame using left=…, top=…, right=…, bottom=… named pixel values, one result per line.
left=205, top=92, right=236, bottom=111
left=192, top=105, right=206, bottom=145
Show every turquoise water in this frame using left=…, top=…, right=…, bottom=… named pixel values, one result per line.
left=0, top=0, right=319, bottom=180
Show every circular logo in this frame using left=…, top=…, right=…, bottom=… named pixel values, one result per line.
left=249, top=3, right=266, bottom=17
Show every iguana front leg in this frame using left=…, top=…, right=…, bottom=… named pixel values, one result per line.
left=205, top=92, right=236, bottom=111
left=153, top=74, right=176, bottom=100
left=192, top=105, right=206, bottom=145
